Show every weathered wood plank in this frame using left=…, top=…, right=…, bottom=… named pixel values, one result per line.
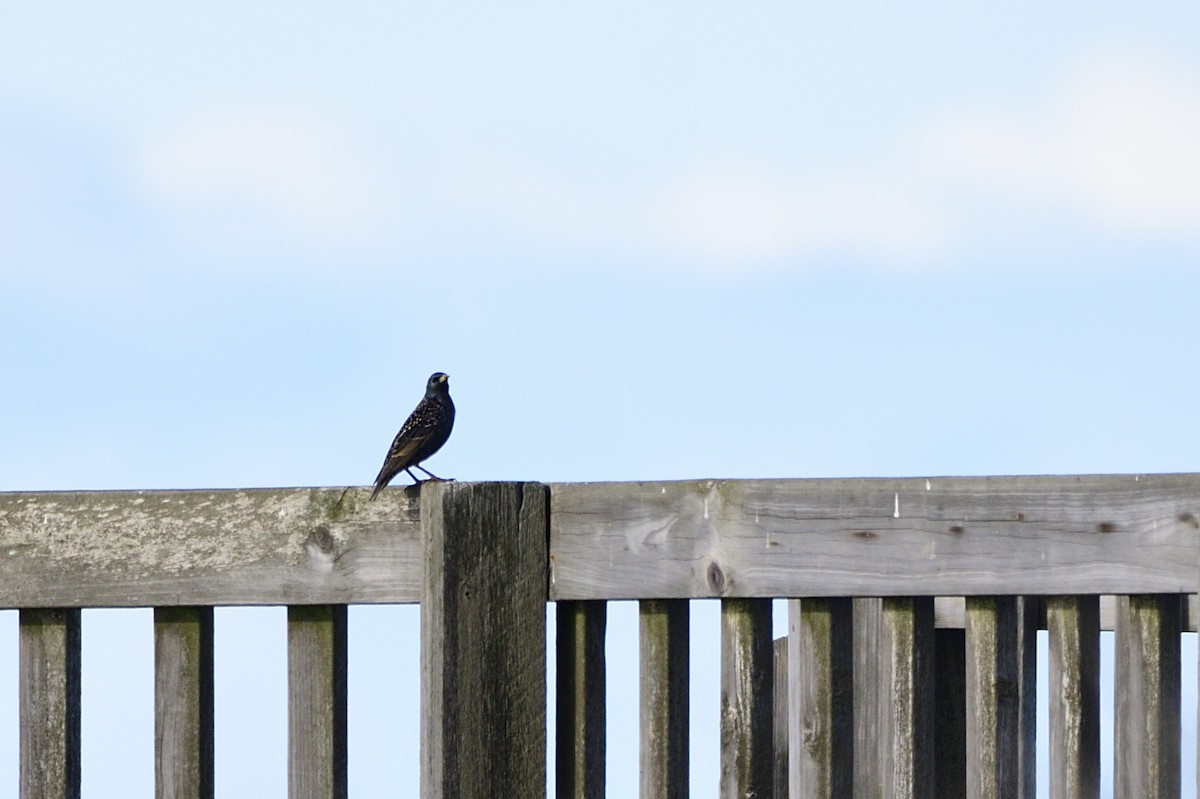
left=964, top=597, right=1036, bottom=799
left=549, top=475, right=1200, bottom=599
left=0, top=487, right=422, bottom=607
left=20, top=608, right=81, bottom=799
left=853, top=598, right=882, bottom=799
left=934, top=628, right=966, bottom=799
left=773, top=637, right=787, bottom=799
left=155, top=606, right=214, bottom=799
left=556, top=601, right=606, bottom=799
left=880, top=597, right=935, bottom=799
left=720, top=598, right=773, bottom=798
left=640, top=599, right=688, bottom=799
left=787, top=598, right=852, bottom=799
left=1114, top=595, right=1181, bottom=799
left=1046, top=596, right=1100, bottom=799
left=287, top=605, right=347, bottom=799
left=421, top=482, right=548, bottom=799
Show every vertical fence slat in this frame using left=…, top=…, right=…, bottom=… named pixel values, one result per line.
left=19, top=608, right=81, bottom=799
left=1114, top=594, right=1181, bottom=799
left=853, top=597, right=883, bottom=798
left=965, top=596, right=1037, bottom=799
left=155, top=606, right=214, bottom=799
left=422, top=481, right=548, bottom=799
left=640, top=599, right=688, bottom=799
left=788, top=597, right=852, bottom=799
left=1047, top=595, right=1100, bottom=799
left=556, top=600, right=606, bottom=799
left=773, top=636, right=788, bottom=799
left=287, top=604, right=347, bottom=799
left=720, top=597, right=773, bottom=798
left=879, top=596, right=935, bottom=799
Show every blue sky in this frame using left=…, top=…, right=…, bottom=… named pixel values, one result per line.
left=2, top=4, right=1199, bottom=796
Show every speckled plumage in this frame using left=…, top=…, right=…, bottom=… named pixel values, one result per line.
left=370, top=372, right=455, bottom=500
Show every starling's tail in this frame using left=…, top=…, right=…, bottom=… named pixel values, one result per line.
left=369, top=482, right=384, bottom=501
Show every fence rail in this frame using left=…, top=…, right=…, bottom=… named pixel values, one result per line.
left=1, top=475, right=1198, bottom=798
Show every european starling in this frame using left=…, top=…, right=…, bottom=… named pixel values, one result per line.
left=370, top=372, right=455, bottom=500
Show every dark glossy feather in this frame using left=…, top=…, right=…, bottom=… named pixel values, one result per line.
left=370, top=372, right=455, bottom=500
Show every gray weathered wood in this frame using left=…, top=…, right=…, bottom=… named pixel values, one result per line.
left=288, top=605, right=347, bottom=799
left=421, top=482, right=548, bottom=799
left=1046, top=596, right=1100, bottom=799
left=787, top=598, right=852, bottom=799
left=773, top=637, right=787, bottom=799
left=20, top=608, right=81, bottom=799
left=549, top=475, right=1200, bottom=599
left=720, top=598, right=773, bottom=798
left=640, top=599, right=688, bottom=799
left=964, top=596, right=1036, bottom=799
left=934, top=628, right=966, bottom=799
left=0, top=487, right=422, bottom=607
left=935, top=594, right=1199, bottom=632
left=880, top=597, right=935, bottom=799
left=155, top=606, right=214, bottom=799
left=557, top=600, right=606, bottom=799
left=853, top=598, right=882, bottom=799
left=1114, top=595, right=1181, bottom=799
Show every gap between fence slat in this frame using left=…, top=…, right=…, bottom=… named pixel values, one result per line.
left=19, top=608, right=81, bottom=799
left=155, top=606, right=214, bottom=799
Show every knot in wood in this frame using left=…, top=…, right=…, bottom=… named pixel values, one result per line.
left=307, top=525, right=335, bottom=554
left=706, top=561, right=726, bottom=594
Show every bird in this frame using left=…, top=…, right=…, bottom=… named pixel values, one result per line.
left=370, top=372, right=455, bottom=500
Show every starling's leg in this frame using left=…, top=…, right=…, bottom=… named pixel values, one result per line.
left=405, top=468, right=424, bottom=483
left=413, top=465, right=445, bottom=481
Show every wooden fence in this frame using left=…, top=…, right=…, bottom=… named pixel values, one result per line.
left=1, top=475, right=1198, bottom=798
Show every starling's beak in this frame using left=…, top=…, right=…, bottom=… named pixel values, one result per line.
left=439, top=374, right=448, bottom=383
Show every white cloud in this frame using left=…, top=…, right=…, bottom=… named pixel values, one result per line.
left=435, top=48, right=1200, bottom=272
left=650, top=165, right=946, bottom=264
left=137, top=105, right=384, bottom=243
left=924, top=49, right=1200, bottom=238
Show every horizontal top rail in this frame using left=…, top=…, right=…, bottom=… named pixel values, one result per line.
left=0, top=486, right=422, bottom=608
left=2, top=474, right=1198, bottom=607
left=549, top=474, right=1200, bottom=600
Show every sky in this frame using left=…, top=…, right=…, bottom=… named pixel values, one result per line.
left=2, top=3, right=1199, bottom=796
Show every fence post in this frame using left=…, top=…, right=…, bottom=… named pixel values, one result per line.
left=421, top=481, right=548, bottom=799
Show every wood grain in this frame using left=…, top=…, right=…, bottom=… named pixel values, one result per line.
left=1114, top=595, right=1181, bottom=799
left=549, top=475, right=1200, bottom=599
left=420, top=482, right=548, bottom=799
left=556, top=601, right=606, bottom=799
left=0, top=487, right=422, bottom=607
left=1047, top=596, right=1100, bottom=799
left=880, top=597, right=935, bottom=799
left=719, top=598, right=773, bottom=798
left=155, top=607, right=214, bottom=799
left=20, top=608, right=81, bottom=799
left=640, top=599, right=688, bottom=799
left=964, top=597, right=1036, bottom=799
left=787, top=598, right=852, bottom=799
left=287, top=605, right=347, bottom=799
